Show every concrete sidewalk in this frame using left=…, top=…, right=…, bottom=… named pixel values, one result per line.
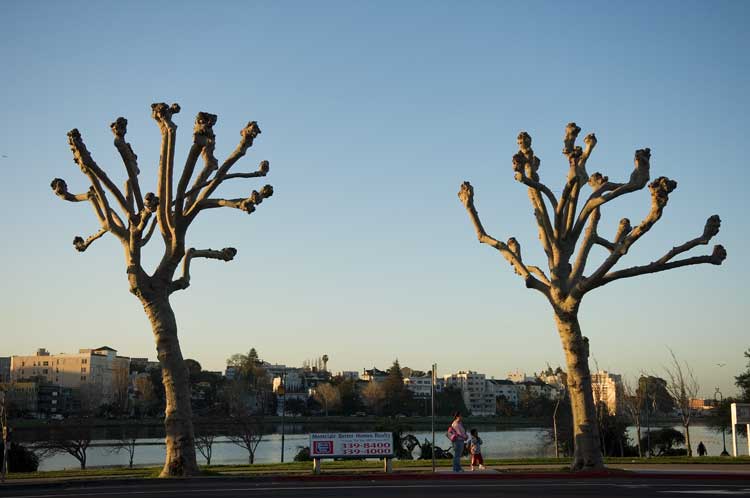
left=2, top=462, right=749, bottom=489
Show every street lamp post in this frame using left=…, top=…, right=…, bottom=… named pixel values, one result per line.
left=431, top=363, right=436, bottom=474
left=714, top=387, right=729, bottom=457
left=279, top=371, right=286, bottom=463
left=1, top=390, right=8, bottom=482
left=646, top=395, right=655, bottom=458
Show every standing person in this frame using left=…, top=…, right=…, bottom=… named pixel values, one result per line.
left=697, top=441, right=707, bottom=457
left=447, top=411, right=468, bottom=472
left=469, top=428, right=485, bottom=471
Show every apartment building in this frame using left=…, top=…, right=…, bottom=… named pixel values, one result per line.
left=403, top=374, right=442, bottom=398
left=591, top=370, right=623, bottom=415
left=10, top=346, right=130, bottom=407
left=443, top=370, right=496, bottom=416
left=0, top=357, right=10, bottom=383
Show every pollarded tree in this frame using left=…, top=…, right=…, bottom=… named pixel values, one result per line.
left=51, top=103, right=274, bottom=476
left=458, top=123, right=726, bottom=470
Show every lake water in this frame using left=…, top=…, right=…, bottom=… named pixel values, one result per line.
left=38, top=425, right=746, bottom=471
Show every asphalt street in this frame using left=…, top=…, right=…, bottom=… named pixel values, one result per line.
left=2, top=478, right=750, bottom=498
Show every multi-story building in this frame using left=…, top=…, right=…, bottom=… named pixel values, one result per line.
left=0, top=357, right=10, bottom=383
left=337, top=371, right=360, bottom=381
left=444, top=371, right=496, bottom=416
left=403, top=374, right=441, bottom=398
left=10, top=346, right=130, bottom=407
left=489, top=379, right=519, bottom=406
left=591, top=370, right=623, bottom=415
left=507, top=369, right=534, bottom=383
left=361, top=367, right=388, bottom=382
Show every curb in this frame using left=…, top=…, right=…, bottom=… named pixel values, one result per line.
left=2, top=469, right=750, bottom=491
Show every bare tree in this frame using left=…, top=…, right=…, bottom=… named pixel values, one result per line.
left=109, top=426, right=139, bottom=468
left=35, top=419, right=94, bottom=469
left=227, top=409, right=265, bottom=464
left=194, top=422, right=219, bottom=466
left=361, top=382, right=386, bottom=415
left=312, top=383, right=341, bottom=416
left=621, top=377, right=646, bottom=457
left=458, top=123, right=725, bottom=470
left=663, top=349, right=700, bottom=456
left=51, top=104, right=274, bottom=476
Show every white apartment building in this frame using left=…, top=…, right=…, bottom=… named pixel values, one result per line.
left=10, top=347, right=129, bottom=406
left=489, top=379, right=519, bottom=406
left=507, top=369, right=535, bottom=383
left=444, top=370, right=496, bottom=416
left=591, top=370, right=623, bottom=415
left=403, top=375, right=442, bottom=398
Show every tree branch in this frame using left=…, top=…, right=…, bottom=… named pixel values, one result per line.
left=151, top=102, right=181, bottom=239
left=587, top=245, right=726, bottom=291
left=512, top=132, right=555, bottom=261
left=139, top=217, right=158, bottom=247
left=458, top=182, right=550, bottom=297
left=193, top=185, right=273, bottom=215
left=656, top=215, right=721, bottom=265
left=50, top=179, right=92, bottom=202
left=184, top=113, right=219, bottom=211
left=188, top=121, right=262, bottom=216
left=111, top=118, right=144, bottom=214
left=574, top=176, right=682, bottom=297
left=73, top=228, right=108, bottom=252
left=176, top=163, right=269, bottom=207
left=169, top=247, right=238, bottom=293
left=570, top=148, right=652, bottom=242
left=175, top=113, right=216, bottom=221
left=569, top=207, right=601, bottom=285
left=67, top=128, right=133, bottom=220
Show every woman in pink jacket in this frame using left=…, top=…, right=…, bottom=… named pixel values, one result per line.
left=448, top=411, right=467, bottom=472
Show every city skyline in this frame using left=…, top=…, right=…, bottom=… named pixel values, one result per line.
left=1, top=2, right=747, bottom=400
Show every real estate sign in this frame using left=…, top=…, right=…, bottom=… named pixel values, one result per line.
left=309, top=432, right=394, bottom=458
left=730, top=403, right=750, bottom=457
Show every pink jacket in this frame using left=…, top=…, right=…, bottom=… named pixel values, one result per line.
left=451, top=419, right=467, bottom=440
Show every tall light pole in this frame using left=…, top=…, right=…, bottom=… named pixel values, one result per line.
left=431, top=363, right=436, bottom=473
left=279, top=370, right=286, bottom=463
left=646, top=394, right=655, bottom=458
left=714, top=387, right=729, bottom=456
left=1, top=390, right=8, bottom=482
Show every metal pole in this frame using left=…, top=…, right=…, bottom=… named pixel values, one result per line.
left=553, top=397, right=560, bottom=459
left=431, top=363, right=436, bottom=473
left=1, top=391, right=7, bottom=483
left=280, top=370, right=286, bottom=463
left=646, top=396, right=651, bottom=458
left=715, top=388, right=729, bottom=456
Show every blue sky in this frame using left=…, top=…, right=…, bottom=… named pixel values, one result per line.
left=1, top=1, right=747, bottom=397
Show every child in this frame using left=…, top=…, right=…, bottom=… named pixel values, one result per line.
left=469, top=428, right=485, bottom=471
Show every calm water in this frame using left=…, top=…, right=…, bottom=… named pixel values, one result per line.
left=38, top=425, right=746, bottom=471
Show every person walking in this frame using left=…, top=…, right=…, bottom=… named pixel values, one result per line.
left=469, top=428, right=485, bottom=471
left=697, top=441, right=707, bottom=457
left=447, top=411, right=468, bottom=472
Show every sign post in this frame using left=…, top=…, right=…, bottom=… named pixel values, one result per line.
left=730, top=403, right=750, bottom=457
left=431, top=363, right=436, bottom=473
left=309, top=432, right=394, bottom=474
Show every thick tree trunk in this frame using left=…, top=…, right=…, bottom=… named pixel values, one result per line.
left=143, top=297, right=199, bottom=477
left=554, top=311, right=604, bottom=470
left=684, top=424, right=692, bottom=457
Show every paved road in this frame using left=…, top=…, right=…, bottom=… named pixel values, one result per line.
left=3, top=478, right=750, bottom=498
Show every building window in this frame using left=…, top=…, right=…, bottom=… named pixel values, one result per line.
left=81, top=367, right=87, bottom=373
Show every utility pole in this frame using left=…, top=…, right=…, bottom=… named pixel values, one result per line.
left=431, top=363, right=436, bottom=473
left=1, top=390, right=8, bottom=482
left=279, top=370, right=286, bottom=463
left=715, top=387, right=729, bottom=456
